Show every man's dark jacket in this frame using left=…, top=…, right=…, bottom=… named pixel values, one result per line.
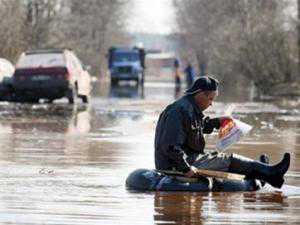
left=154, top=95, right=220, bottom=173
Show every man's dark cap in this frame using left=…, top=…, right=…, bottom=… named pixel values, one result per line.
left=185, top=76, right=219, bottom=95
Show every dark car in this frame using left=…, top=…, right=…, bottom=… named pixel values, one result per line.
left=0, top=58, right=15, bottom=101
left=13, top=49, right=91, bottom=103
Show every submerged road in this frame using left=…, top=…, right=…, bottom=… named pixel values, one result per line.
left=0, top=81, right=300, bottom=224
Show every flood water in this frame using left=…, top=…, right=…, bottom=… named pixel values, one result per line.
left=1, top=81, right=300, bottom=225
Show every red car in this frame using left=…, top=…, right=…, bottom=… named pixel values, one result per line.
left=13, top=49, right=91, bottom=103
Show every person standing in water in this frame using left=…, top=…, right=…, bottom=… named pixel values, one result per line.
left=184, top=62, right=196, bottom=88
left=174, top=58, right=181, bottom=98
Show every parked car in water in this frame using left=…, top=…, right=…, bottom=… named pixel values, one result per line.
left=13, top=49, right=91, bottom=103
left=0, top=58, right=15, bottom=101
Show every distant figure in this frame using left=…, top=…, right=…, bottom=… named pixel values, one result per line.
left=174, top=58, right=180, bottom=69
left=174, top=84, right=181, bottom=99
left=174, top=58, right=181, bottom=98
left=184, top=63, right=196, bottom=88
left=174, top=58, right=181, bottom=87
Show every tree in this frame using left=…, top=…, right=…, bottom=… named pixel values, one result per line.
left=0, top=0, right=130, bottom=76
left=0, top=0, right=26, bottom=61
left=55, top=0, right=130, bottom=77
left=298, top=0, right=300, bottom=74
left=24, top=0, right=59, bottom=49
left=173, top=0, right=298, bottom=97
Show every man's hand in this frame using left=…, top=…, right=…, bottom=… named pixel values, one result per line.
left=184, top=166, right=198, bottom=177
left=219, top=116, right=233, bottom=126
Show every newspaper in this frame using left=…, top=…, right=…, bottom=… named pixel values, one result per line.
left=216, top=118, right=252, bottom=151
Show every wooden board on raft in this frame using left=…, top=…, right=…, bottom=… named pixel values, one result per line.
left=158, top=168, right=245, bottom=180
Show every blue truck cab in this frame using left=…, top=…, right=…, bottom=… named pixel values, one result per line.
left=108, top=47, right=145, bottom=85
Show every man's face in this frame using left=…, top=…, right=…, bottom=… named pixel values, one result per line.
left=194, top=90, right=218, bottom=110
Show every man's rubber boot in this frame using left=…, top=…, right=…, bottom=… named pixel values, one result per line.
left=229, top=153, right=290, bottom=188
left=258, top=154, right=269, bottom=187
left=259, top=154, right=270, bottom=164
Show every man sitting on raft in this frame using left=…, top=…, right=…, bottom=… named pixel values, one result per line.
left=154, top=76, right=290, bottom=188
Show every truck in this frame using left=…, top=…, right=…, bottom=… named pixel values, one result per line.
left=108, top=47, right=145, bottom=86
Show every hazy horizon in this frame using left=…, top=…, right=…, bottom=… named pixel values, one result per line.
left=127, top=0, right=176, bottom=35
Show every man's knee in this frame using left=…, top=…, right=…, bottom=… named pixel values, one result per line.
left=193, top=151, right=232, bottom=171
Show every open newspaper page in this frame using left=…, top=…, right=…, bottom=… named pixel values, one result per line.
left=216, top=118, right=252, bottom=151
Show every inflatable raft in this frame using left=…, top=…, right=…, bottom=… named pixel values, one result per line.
left=126, top=168, right=262, bottom=192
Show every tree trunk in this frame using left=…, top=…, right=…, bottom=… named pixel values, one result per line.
left=298, top=0, right=300, bottom=77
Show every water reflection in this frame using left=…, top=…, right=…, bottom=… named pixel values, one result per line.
left=153, top=191, right=291, bottom=225
left=5, top=104, right=91, bottom=134
left=0, top=81, right=300, bottom=225
left=174, top=85, right=182, bottom=99
left=109, top=83, right=144, bottom=99
left=0, top=104, right=92, bottom=164
left=154, top=192, right=206, bottom=224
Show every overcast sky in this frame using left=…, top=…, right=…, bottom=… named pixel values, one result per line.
left=127, top=0, right=176, bottom=34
